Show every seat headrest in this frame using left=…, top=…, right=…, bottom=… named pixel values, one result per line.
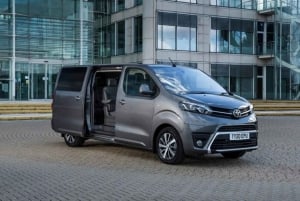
left=134, top=73, right=144, bottom=83
left=106, top=78, right=117, bottom=87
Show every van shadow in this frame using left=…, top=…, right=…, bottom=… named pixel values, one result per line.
left=53, top=140, right=255, bottom=167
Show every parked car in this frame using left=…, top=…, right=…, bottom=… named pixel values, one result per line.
left=51, top=64, right=258, bottom=164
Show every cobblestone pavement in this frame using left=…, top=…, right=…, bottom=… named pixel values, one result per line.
left=0, top=117, right=299, bottom=201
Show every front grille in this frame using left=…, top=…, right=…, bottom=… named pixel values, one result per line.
left=218, top=125, right=257, bottom=132
left=211, top=132, right=257, bottom=151
left=210, top=106, right=252, bottom=119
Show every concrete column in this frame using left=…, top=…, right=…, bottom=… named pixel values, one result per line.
left=79, top=0, right=83, bottom=64
left=142, top=0, right=156, bottom=64
left=11, top=0, right=16, bottom=100
left=125, top=18, right=133, bottom=54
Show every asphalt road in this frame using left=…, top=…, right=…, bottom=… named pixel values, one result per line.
left=0, top=117, right=299, bottom=201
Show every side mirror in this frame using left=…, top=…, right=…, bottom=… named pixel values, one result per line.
left=139, top=84, right=155, bottom=96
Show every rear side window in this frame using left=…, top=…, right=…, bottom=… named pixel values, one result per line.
left=56, top=67, right=87, bottom=91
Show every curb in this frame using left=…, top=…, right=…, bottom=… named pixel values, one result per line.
left=0, top=114, right=52, bottom=121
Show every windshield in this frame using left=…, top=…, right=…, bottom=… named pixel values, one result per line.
left=152, top=66, right=227, bottom=95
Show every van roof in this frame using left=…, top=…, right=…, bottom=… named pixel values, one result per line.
left=61, top=64, right=179, bottom=69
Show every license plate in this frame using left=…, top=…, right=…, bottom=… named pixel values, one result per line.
left=230, top=132, right=250, bottom=141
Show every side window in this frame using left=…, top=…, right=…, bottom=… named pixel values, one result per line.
left=123, top=68, right=157, bottom=97
left=56, top=67, right=87, bottom=91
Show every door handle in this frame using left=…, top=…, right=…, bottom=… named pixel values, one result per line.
left=75, top=96, right=81, bottom=101
left=119, top=100, right=126, bottom=105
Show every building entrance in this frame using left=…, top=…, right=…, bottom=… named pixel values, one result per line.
left=15, top=62, right=61, bottom=100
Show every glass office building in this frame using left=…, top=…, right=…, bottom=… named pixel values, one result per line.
left=1, top=0, right=300, bottom=100
left=0, top=0, right=94, bottom=100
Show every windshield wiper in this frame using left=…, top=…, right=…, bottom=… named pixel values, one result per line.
left=220, top=92, right=229, bottom=95
left=183, top=91, right=209, bottom=94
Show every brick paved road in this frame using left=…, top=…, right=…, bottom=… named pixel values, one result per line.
left=0, top=117, right=299, bottom=201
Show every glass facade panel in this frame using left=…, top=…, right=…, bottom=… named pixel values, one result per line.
left=211, top=18, right=254, bottom=54
left=158, top=12, right=197, bottom=51
left=12, top=1, right=92, bottom=61
left=134, top=16, right=143, bottom=52
left=230, top=19, right=241, bottom=53
left=134, top=0, right=143, bottom=6
left=230, top=65, right=253, bottom=98
left=177, top=0, right=196, bottom=3
left=229, top=0, right=241, bottom=8
left=274, top=0, right=300, bottom=99
left=191, top=28, right=196, bottom=51
left=112, top=0, right=125, bottom=13
left=0, top=60, right=10, bottom=99
left=117, top=21, right=125, bottom=55
left=15, top=0, right=29, bottom=15
left=211, top=64, right=253, bottom=99
left=211, top=64, right=229, bottom=91
left=1, top=0, right=95, bottom=100
left=0, top=0, right=10, bottom=13
left=162, top=25, right=176, bottom=49
left=212, top=0, right=255, bottom=9
left=47, top=65, right=61, bottom=99
left=15, top=63, right=28, bottom=100
left=177, top=27, right=190, bottom=50
left=291, top=21, right=300, bottom=66
left=211, top=18, right=229, bottom=53
left=63, top=0, right=79, bottom=20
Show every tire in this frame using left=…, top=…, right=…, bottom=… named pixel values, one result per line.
left=156, top=127, right=184, bottom=164
left=221, top=151, right=246, bottom=159
left=63, top=133, right=85, bottom=147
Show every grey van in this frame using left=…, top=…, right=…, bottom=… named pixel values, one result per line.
left=51, top=64, right=258, bottom=164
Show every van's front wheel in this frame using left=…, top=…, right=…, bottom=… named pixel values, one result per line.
left=63, top=134, right=85, bottom=147
left=156, top=127, right=184, bottom=164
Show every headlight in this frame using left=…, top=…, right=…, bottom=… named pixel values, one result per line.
left=179, top=101, right=211, bottom=115
left=249, top=104, right=254, bottom=112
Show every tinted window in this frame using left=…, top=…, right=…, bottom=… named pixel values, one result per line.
left=56, top=67, right=87, bottom=91
left=123, top=68, right=157, bottom=97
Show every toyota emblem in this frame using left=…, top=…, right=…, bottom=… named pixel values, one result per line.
left=232, top=109, right=241, bottom=118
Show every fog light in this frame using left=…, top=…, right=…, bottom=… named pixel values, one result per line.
left=196, top=140, right=203, bottom=147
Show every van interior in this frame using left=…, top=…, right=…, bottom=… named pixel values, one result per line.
left=92, top=71, right=121, bottom=132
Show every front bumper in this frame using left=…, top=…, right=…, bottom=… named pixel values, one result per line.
left=181, top=113, right=258, bottom=156
left=199, top=128, right=258, bottom=154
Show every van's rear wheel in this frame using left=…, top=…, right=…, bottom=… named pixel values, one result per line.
left=63, top=134, right=85, bottom=147
left=156, top=127, right=184, bottom=164
left=221, top=151, right=246, bottom=159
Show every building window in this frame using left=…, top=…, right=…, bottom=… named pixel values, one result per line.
left=134, top=0, right=143, bottom=6
left=134, top=16, right=143, bottom=52
left=267, top=22, right=274, bottom=55
left=112, top=0, right=125, bottom=13
left=157, top=12, right=197, bottom=51
left=211, top=64, right=254, bottom=99
left=210, top=0, right=256, bottom=9
left=0, top=60, right=10, bottom=99
left=210, top=18, right=229, bottom=53
left=177, top=0, right=197, bottom=3
left=117, top=21, right=125, bottom=55
left=98, top=25, right=113, bottom=57
left=211, top=17, right=254, bottom=54
left=0, top=0, right=10, bottom=13
left=230, top=19, right=254, bottom=54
